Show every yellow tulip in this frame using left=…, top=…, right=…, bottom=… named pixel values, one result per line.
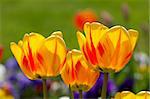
left=0, top=89, right=14, bottom=99
left=61, top=49, right=99, bottom=91
left=136, top=91, right=150, bottom=99
left=114, top=91, right=136, bottom=99
left=10, top=31, right=67, bottom=80
left=77, top=22, right=138, bottom=72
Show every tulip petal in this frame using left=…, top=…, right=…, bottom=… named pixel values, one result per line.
left=22, top=33, right=46, bottom=77
left=136, top=91, right=150, bottom=99
left=10, top=42, right=35, bottom=79
left=18, top=40, right=23, bottom=47
left=116, top=41, right=132, bottom=72
left=77, top=31, right=86, bottom=50
left=44, top=35, right=66, bottom=76
left=115, top=91, right=136, bottom=99
left=51, top=31, right=63, bottom=38
left=128, top=29, right=139, bottom=50
left=10, top=42, right=23, bottom=68
left=76, top=57, right=99, bottom=91
left=106, top=26, right=130, bottom=48
left=68, top=49, right=82, bottom=67
left=84, top=22, right=108, bottom=47
left=82, top=22, right=108, bottom=66
left=23, top=33, right=45, bottom=53
left=107, top=26, right=132, bottom=70
left=96, top=36, right=114, bottom=69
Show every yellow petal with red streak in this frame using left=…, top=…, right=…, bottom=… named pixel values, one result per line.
left=10, top=42, right=35, bottom=79
left=44, top=35, right=66, bottom=76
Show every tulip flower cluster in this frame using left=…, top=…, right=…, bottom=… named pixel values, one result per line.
left=10, top=22, right=140, bottom=99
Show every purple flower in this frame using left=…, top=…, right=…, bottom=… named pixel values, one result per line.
left=7, top=74, right=18, bottom=83
left=16, top=72, right=32, bottom=92
left=5, top=57, right=19, bottom=71
left=107, top=79, right=117, bottom=96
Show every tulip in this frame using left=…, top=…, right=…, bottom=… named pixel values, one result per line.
left=10, top=31, right=67, bottom=99
left=0, top=89, right=14, bottom=99
left=77, top=22, right=138, bottom=72
left=74, top=9, right=97, bottom=31
left=61, top=49, right=99, bottom=99
left=136, top=91, right=150, bottom=99
left=77, top=22, right=138, bottom=98
left=114, top=91, right=135, bottom=99
left=114, top=91, right=150, bottom=99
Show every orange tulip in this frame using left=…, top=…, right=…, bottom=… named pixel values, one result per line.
left=74, top=9, right=97, bottom=31
left=10, top=31, right=67, bottom=80
left=61, top=49, right=99, bottom=91
left=77, top=22, right=138, bottom=72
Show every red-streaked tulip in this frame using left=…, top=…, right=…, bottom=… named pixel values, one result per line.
left=10, top=31, right=67, bottom=80
left=74, top=9, right=97, bottom=31
left=114, top=91, right=136, bottom=99
left=61, top=49, right=99, bottom=91
left=77, top=22, right=138, bottom=73
left=136, top=91, right=150, bottom=99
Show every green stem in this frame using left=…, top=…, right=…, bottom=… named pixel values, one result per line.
left=79, top=90, right=83, bottom=99
left=69, top=85, right=74, bottom=99
left=42, top=79, right=47, bottom=99
left=101, top=73, right=108, bottom=99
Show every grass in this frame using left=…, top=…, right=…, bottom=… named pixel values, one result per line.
left=0, top=0, right=149, bottom=61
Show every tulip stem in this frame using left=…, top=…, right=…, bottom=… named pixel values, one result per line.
left=42, top=79, right=47, bottom=99
left=69, top=85, right=74, bottom=99
left=101, top=72, right=108, bottom=99
left=79, top=90, right=83, bottom=99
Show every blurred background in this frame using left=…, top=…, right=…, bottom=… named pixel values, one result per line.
left=0, top=0, right=149, bottom=99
